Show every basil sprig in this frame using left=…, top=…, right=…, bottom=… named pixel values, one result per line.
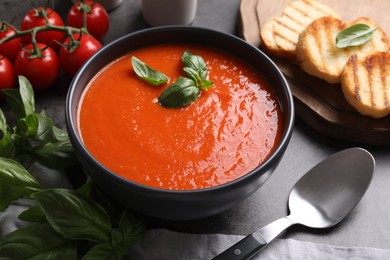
left=158, top=50, right=214, bottom=108
left=132, top=56, right=170, bottom=86
left=0, top=77, right=145, bottom=259
left=132, top=51, right=213, bottom=108
left=336, top=24, right=377, bottom=48
left=0, top=76, right=77, bottom=168
left=158, top=77, right=201, bottom=108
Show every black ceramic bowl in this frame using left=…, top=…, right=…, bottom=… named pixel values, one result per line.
left=66, top=26, right=294, bottom=220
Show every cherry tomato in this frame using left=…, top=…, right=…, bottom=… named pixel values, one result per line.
left=67, top=1, right=110, bottom=39
left=0, top=55, right=16, bottom=97
left=59, top=33, right=102, bottom=76
left=21, top=7, right=65, bottom=50
left=14, top=43, right=60, bottom=90
left=0, top=23, right=23, bottom=61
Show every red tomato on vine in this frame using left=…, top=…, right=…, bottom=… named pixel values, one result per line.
left=21, top=7, right=65, bottom=50
left=67, top=1, right=110, bottom=39
left=59, top=33, right=102, bottom=76
left=14, top=43, right=60, bottom=90
left=0, top=55, right=16, bottom=96
left=0, top=23, right=23, bottom=62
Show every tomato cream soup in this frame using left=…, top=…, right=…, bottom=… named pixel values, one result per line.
left=79, top=43, right=282, bottom=190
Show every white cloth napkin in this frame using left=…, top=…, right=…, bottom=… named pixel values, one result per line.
left=128, top=229, right=390, bottom=260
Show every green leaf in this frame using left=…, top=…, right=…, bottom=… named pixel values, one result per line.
left=29, top=140, right=78, bottom=169
left=158, top=77, right=200, bottom=108
left=183, top=66, right=200, bottom=83
left=0, top=223, right=77, bottom=260
left=77, top=178, right=93, bottom=197
left=182, top=50, right=208, bottom=80
left=18, top=75, right=35, bottom=116
left=2, top=89, right=25, bottom=120
left=82, top=240, right=122, bottom=260
left=18, top=114, right=38, bottom=137
left=18, top=204, right=47, bottom=223
left=82, top=211, right=143, bottom=260
left=131, top=56, right=170, bottom=86
left=31, top=189, right=112, bottom=243
left=0, top=109, right=16, bottom=159
left=199, top=79, right=214, bottom=90
left=30, top=113, right=56, bottom=142
left=119, top=209, right=144, bottom=246
left=2, top=76, right=35, bottom=120
left=0, top=157, right=42, bottom=210
left=336, top=24, right=377, bottom=48
left=52, top=126, right=70, bottom=142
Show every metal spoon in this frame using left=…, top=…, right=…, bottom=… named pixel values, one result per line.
left=212, top=147, right=375, bottom=260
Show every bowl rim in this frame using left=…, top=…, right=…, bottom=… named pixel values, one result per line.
left=65, top=25, right=295, bottom=195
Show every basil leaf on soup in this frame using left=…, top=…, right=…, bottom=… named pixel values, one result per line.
left=158, top=77, right=200, bottom=108
left=199, top=79, right=214, bottom=90
left=182, top=50, right=208, bottom=80
left=336, top=24, right=377, bottom=48
left=131, top=56, right=170, bottom=86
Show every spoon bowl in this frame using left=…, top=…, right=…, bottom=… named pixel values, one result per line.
left=213, top=147, right=375, bottom=259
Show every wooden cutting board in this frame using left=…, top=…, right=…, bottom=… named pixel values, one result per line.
left=239, top=0, right=390, bottom=145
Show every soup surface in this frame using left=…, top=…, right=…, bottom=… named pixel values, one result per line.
left=79, top=43, right=282, bottom=190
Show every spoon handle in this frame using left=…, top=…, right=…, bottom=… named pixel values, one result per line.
left=211, top=217, right=294, bottom=260
left=211, top=233, right=267, bottom=260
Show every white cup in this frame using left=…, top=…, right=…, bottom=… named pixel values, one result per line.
left=141, top=0, right=198, bottom=27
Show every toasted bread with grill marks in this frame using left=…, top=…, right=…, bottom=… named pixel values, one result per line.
left=296, top=16, right=390, bottom=84
left=260, top=0, right=340, bottom=58
left=341, top=52, right=390, bottom=118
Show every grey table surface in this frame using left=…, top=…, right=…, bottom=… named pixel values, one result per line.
left=1, top=0, right=389, bottom=250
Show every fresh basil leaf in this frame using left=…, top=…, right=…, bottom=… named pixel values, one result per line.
left=119, top=209, right=144, bottom=246
left=0, top=109, right=16, bottom=159
left=18, top=75, right=35, bottom=116
left=158, top=77, right=200, bottom=108
left=27, top=113, right=56, bottom=142
left=52, top=126, right=70, bottom=142
left=183, top=66, right=200, bottom=83
left=29, top=140, right=78, bottom=169
left=0, top=223, right=77, bottom=259
left=0, top=157, right=42, bottom=210
left=0, top=133, right=16, bottom=159
left=182, top=50, right=208, bottom=80
left=131, top=56, right=170, bottom=86
left=199, top=79, right=214, bottom=90
left=82, top=240, right=124, bottom=260
left=0, top=108, right=7, bottom=131
left=18, top=204, right=47, bottom=223
left=336, top=24, right=377, bottom=48
left=18, top=114, right=38, bottom=137
left=2, top=89, right=26, bottom=120
left=31, top=188, right=112, bottom=243
left=77, top=178, right=93, bottom=197
left=2, top=76, right=36, bottom=120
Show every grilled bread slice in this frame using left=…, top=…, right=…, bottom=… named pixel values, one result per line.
left=341, top=52, right=390, bottom=118
left=260, top=0, right=340, bottom=58
left=296, top=16, right=390, bottom=84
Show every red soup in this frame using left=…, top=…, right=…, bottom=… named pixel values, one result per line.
left=79, top=43, right=282, bottom=190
